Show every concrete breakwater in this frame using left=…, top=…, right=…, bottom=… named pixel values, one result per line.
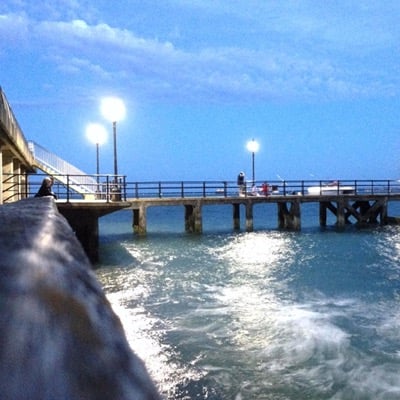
left=0, top=197, right=161, bottom=400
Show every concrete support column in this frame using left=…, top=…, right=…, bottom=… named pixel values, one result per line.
left=132, top=205, right=147, bottom=235
left=58, top=209, right=99, bottom=263
left=2, top=152, right=13, bottom=203
left=291, top=201, right=301, bottom=230
left=278, top=201, right=301, bottom=230
left=233, top=203, right=240, bottom=230
left=380, top=198, right=388, bottom=225
left=319, top=202, right=327, bottom=226
left=336, top=200, right=346, bottom=228
left=278, top=203, right=285, bottom=229
left=13, top=160, right=21, bottom=201
left=185, top=202, right=202, bottom=233
left=245, top=202, right=253, bottom=232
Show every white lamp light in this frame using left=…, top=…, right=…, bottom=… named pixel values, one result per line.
left=86, top=123, right=107, bottom=185
left=100, top=97, right=126, bottom=181
left=246, top=139, right=260, bottom=184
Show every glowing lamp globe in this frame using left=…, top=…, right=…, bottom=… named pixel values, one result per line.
left=100, top=97, right=126, bottom=123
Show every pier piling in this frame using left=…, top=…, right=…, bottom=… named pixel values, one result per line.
left=278, top=201, right=301, bottom=230
left=184, top=202, right=202, bottom=233
left=132, top=205, right=147, bottom=235
left=233, top=203, right=240, bottom=230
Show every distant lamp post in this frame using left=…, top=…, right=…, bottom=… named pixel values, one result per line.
left=100, top=97, right=126, bottom=182
left=246, top=139, right=260, bottom=184
left=86, top=123, right=107, bottom=185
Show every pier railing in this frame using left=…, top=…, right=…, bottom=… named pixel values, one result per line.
left=124, top=179, right=400, bottom=199
left=4, top=175, right=400, bottom=203
left=2, top=173, right=126, bottom=202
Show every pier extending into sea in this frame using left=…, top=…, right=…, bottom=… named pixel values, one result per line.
left=125, top=179, right=399, bottom=234
left=2, top=86, right=398, bottom=261
left=43, top=178, right=400, bottom=261
left=3, top=166, right=400, bottom=261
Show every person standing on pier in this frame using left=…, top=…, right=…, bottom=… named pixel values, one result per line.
left=237, top=172, right=245, bottom=196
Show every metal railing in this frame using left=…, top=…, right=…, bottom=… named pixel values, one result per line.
left=28, top=141, right=99, bottom=195
left=2, top=173, right=127, bottom=202
left=124, top=179, right=400, bottom=199
left=3, top=176, right=400, bottom=203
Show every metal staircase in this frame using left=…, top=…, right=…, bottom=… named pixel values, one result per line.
left=28, top=141, right=98, bottom=199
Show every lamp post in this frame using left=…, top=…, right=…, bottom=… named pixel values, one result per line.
left=246, top=138, right=260, bottom=184
left=100, top=97, right=126, bottom=183
left=86, top=123, right=107, bottom=185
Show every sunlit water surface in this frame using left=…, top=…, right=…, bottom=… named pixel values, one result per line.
left=96, top=205, right=400, bottom=399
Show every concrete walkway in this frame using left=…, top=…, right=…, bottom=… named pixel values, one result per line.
left=0, top=197, right=160, bottom=400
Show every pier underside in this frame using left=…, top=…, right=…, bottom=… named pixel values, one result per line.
left=130, top=195, right=395, bottom=236
left=320, top=198, right=388, bottom=227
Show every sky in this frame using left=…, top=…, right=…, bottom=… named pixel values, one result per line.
left=1, top=0, right=399, bottom=183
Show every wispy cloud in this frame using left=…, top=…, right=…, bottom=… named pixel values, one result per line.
left=1, top=1, right=399, bottom=104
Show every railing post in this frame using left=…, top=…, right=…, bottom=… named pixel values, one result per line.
left=224, top=181, right=227, bottom=197
left=283, top=181, right=286, bottom=196
left=203, top=182, right=206, bottom=198
left=122, top=176, right=127, bottom=201
left=106, top=176, right=110, bottom=202
left=134, top=182, right=138, bottom=199
left=181, top=182, right=184, bottom=198
left=158, top=182, right=162, bottom=198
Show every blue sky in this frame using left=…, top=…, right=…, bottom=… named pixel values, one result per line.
left=1, top=1, right=399, bottom=182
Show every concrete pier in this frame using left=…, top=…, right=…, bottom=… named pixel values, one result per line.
left=53, top=193, right=400, bottom=261
left=128, top=193, right=397, bottom=235
left=0, top=197, right=161, bottom=400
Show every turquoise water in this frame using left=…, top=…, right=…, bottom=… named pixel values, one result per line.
left=96, top=204, right=400, bottom=399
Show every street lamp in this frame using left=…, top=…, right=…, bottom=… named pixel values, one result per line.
left=100, top=97, right=126, bottom=182
left=86, top=123, right=107, bottom=185
left=246, top=138, right=260, bottom=184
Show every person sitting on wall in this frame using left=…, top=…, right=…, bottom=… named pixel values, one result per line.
left=35, top=177, right=57, bottom=199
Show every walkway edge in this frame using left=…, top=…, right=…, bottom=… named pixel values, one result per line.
left=0, top=197, right=161, bottom=399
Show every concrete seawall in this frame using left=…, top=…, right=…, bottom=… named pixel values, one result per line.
left=0, top=197, right=161, bottom=399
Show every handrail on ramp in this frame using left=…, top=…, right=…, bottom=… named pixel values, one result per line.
left=28, top=141, right=99, bottom=196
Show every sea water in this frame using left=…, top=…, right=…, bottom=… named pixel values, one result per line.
left=96, top=203, right=400, bottom=399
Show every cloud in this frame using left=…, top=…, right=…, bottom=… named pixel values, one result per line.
left=0, top=13, right=30, bottom=44
left=29, top=18, right=362, bottom=102
left=1, top=4, right=398, bottom=104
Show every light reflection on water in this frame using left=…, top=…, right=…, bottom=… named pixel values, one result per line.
left=97, top=215, right=400, bottom=399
